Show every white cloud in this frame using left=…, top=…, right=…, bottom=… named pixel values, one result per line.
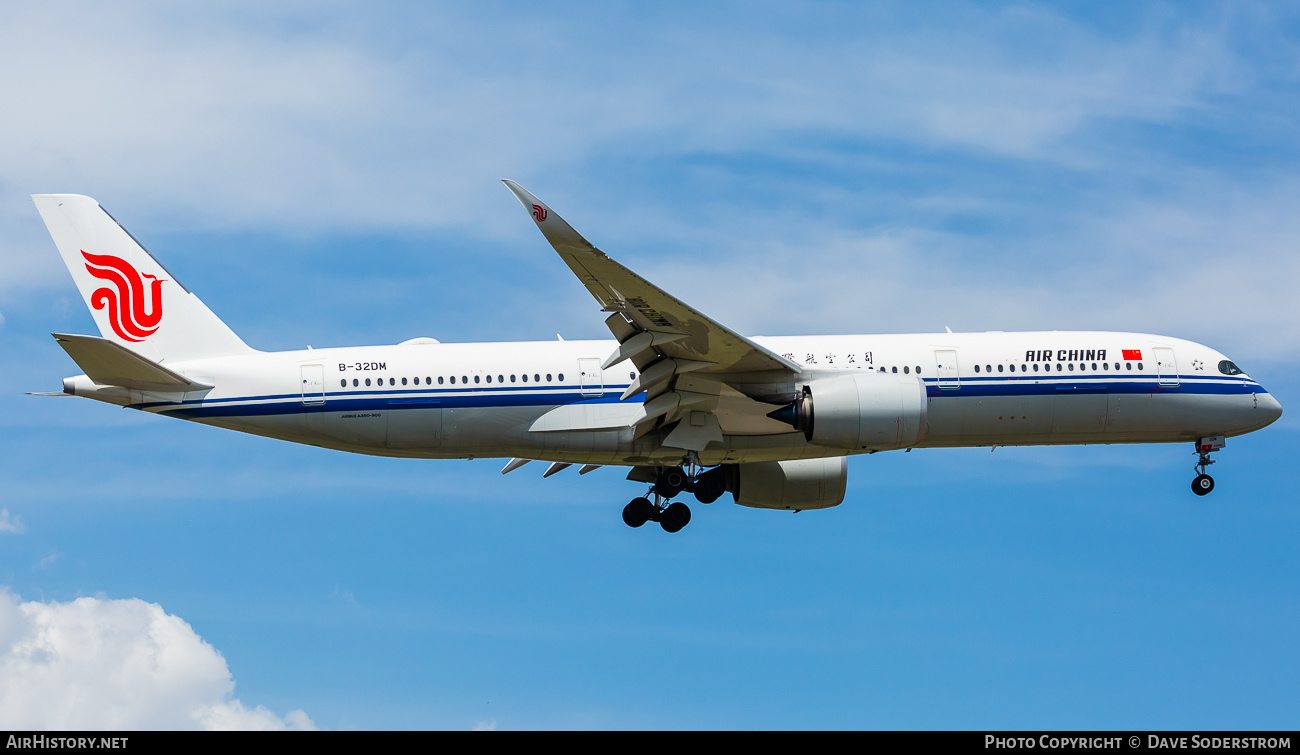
left=2, top=4, right=1294, bottom=364
left=634, top=171, right=1300, bottom=365
left=0, top=509, right=23, bottom=535
left=0, top=3, right=1243, bottom=237
left=0, top=590, right=315, bottom=730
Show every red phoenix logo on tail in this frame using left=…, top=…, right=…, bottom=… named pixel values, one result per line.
left=531, top=204, right=548, bottom=222
left=81, top=250, right=165, bottom=342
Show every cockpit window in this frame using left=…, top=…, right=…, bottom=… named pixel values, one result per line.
left=1218, top=360, right=1243, bottom=376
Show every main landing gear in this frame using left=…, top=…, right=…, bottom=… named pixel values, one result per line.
left=1191, top=435, right=1225, bottom=497
left=622, top=456, right=727, bottom=533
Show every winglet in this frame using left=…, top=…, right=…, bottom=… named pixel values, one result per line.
left=502, top=180, right=598, bottom=257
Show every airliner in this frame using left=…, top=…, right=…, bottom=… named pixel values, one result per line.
left=31, top=183, right=1283, bottom=533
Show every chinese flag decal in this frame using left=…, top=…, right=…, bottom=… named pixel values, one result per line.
left=1122, top=349, right=1142, bottom=360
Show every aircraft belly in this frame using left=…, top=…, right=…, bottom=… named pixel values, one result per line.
left=931, top=394, right=1056, bottom=438
left=386, top=407, right=442, bottom=449
left=443, top=406, right=543, bottom=452
left=1051, top=390, right=1107, bottom=435
left=1109, top=392, right=1263, bottom=440
left=297, top=409, right=387, bottom=448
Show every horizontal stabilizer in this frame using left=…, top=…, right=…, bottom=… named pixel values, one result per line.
left=53, top=333, right=212, bottom=391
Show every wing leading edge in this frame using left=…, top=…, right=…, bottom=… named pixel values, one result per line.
left=503, top=180, right=800, bottom=451
left=502, top=180, right=801, bottom=377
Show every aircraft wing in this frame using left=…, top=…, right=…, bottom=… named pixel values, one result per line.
left=502, top=180, right=801, bottom=378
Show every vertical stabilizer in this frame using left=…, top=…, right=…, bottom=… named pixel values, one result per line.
left=32, top=194, right=254, bottom=363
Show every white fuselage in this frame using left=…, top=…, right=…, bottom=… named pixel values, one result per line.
left=64, top=330, right=1283, bottom=466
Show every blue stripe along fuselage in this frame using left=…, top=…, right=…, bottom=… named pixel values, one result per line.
left=133, top=375, right=1265, bottom=420
left=924, top=375, right=1263, bottom=398
left=142, top=383, right=637, bottom=419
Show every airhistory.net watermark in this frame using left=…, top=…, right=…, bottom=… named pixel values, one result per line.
left=5, top=737, right=128, bottom=750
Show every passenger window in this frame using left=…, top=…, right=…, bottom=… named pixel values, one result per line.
left=499, top=375, right=504, bottom=383
left=365, top=378, right=371, bottom=386
left=997, top=364, right=1004, bottom=373
left=975, top=365, right=980, bottom=373
left=401, top=377, right=408, bottom=385
left=1137, top=363, right=1143, bottom=371
left=340, top=379, right=346, bottom=388
left=916, top=366, right=922, bottom=374
left=486, top=375, right=492, bottom=383
left=904, top=366, right=910, bottom=374
left=438, top=376, right=444, bottom=384
left=1056, top=364, right=1062, bottom=372
left=1033, top=364, right=1039, bottom=372
left=630, top=372, right=636, bottom=380
left=535, top=374, right=541, bottom=382
left=522, top=374, right=528, bottom=382
left=510, top=375, right=516, bottom=383
left=559, top=373, right=565, bottom=381
left=891, top=366, right=897, bottom=373
left=1068, top=363, right=1074, bottom=371
left=1091, top=363, right=1097, bottom=370
left=474, top=376, right=481, bottom=384
left=547, top=374, right=553, bottom=382
left=1126, top=363, right=1132, bottom=371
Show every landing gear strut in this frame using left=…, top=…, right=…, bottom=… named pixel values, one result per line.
left=1191, top=436, right=1224, bottom=497
left=622, top=456, right=727, bottom=532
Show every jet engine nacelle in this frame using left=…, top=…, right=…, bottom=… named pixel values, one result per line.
left=726, top=457, right=848, bottom=510
left=770, top=372, right=928, bottom=450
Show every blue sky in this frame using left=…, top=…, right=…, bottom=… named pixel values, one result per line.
left=1, top=1, right=1298, bottom=729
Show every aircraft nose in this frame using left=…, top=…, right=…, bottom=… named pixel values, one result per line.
left=1257, top=392, right=1283, bottom=427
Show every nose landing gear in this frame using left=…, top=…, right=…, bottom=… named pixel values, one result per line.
left=1191, top=436, right=1225, bottom=497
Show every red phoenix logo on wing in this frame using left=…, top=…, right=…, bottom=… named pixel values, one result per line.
left=81, top=250, right=165, bottom=342
left=531, top=204, right=548, bottom=222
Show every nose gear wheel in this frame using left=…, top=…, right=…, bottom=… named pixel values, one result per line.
left=1190, top=436, right=1224, bottom=497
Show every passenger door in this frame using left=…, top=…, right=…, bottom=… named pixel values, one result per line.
left=579, top=358, right=603, bottom=397
left=1154, top=347, right=1179, bottom=387
left=934, top=350, right=960, bottom=390
left=300, top=364, right=325, bottom=405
